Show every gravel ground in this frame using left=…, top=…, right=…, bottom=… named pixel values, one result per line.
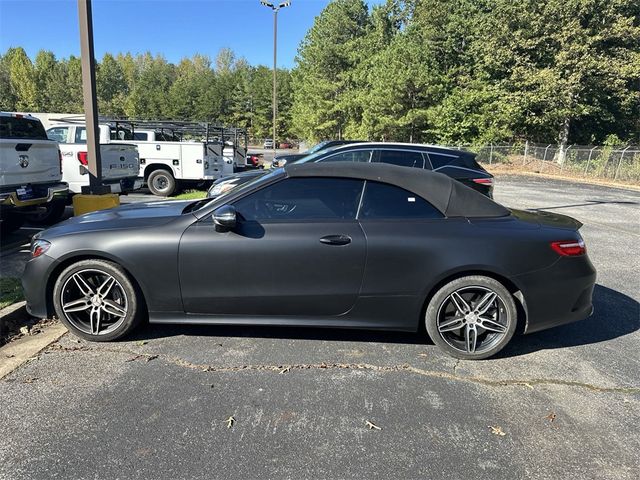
left=0, top=174, right=638, bottom=480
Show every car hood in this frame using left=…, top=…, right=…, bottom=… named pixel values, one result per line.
left=39, top=200, right=193, bottom=238
left=274, top=153, right=306, bottom=162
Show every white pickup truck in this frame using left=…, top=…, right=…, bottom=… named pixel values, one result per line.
left=0, top=113, right=68, bottom=233
left=46, top=122, right=141, bottom=195
left=120, top=123, right=234, bottom=197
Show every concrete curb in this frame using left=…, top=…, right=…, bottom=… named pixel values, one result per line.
left=0, top=322, right=67, bottom=379
left=0, top=301, right=27, bottom=338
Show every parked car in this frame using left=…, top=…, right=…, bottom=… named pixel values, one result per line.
left=279, top=141, right=294, bottom=149
left=45, top=121, right=141, bottom=196
left=271, top=139, right=362, bottom=167
left=23, top=162, right=595, bottom=360
left=246, top=153, right=263, bottom=169
left=209, top=142, right=494, bottom=199
left=0, top=113, right=68, bottom=232
left=263, top=138, right=274, bottom=149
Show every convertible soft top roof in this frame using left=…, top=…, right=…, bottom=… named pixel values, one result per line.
left=284, top=162, right=509, bottom=218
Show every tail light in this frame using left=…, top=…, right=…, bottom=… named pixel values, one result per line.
left=77, top=151, right=88, bottom=166
left=58, top=149, right=63, bottom=174
left=550, top=239, right=586, bottom=257
left=472, top=178, right=493, bottom=186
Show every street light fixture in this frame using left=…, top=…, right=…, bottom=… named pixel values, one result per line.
left=260, top=1, right=291, bottom=158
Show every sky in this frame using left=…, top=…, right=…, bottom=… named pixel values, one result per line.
left=0, top=0, right=382, bottom=68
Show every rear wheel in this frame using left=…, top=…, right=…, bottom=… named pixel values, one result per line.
left=147, top=169, right=177, bottom=196
left=53, top=259, right=142, bottom=342
left=425, top=276, right=517, bottom=360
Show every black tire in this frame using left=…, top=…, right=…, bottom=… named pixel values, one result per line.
left=53, top=259, right=143, bottom=342
left=425, top=275, right=517, bottom=360
left=26, top=199, right=67, bottom=226
left=147, top=169, right=176, bottom=196
left=0, top=211, right=25, bottom=237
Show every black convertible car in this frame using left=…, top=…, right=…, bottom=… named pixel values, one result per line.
left=23, top=163, right=595, bottom=359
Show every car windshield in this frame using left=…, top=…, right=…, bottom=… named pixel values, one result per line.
left=187, top=169, right=283, bottom=214
left=297, top=145, right=343, bottom=163
left=305, top=141, right=330, bottom=154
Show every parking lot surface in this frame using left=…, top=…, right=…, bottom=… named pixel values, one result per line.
left=0, top=174, right=638, bottom=479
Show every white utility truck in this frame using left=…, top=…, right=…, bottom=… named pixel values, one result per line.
left=46, top=120, right=141, bottom=195
left=121, top=121, right=238, bottom=197
left=0, top=113, right=68, bottom=233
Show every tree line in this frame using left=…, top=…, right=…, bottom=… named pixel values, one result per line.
left=0, top=47, right=292, bottom=141
left=1, top=0, right=638, bottom=147
left=292, top=0, right=639, bottom=147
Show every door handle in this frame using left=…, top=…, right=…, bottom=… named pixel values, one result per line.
left=319, top=235, right=352, bottom=246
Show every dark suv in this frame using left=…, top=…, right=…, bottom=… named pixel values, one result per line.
left=209, top=143, right=494, bottom=198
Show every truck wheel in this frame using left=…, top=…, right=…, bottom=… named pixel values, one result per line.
left=147, top=169, right=176, bottom=197
left=26, top=200, right=67, bottom=226
left=0, top=211, right=25, bottom=237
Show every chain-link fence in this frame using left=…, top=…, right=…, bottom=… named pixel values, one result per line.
left=444, top=142, right=640, bottom=184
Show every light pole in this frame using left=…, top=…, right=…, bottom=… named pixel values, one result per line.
left=260, top=1, right=290, bottom=158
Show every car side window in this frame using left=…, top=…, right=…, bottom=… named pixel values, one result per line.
left=233, top=178, right=364, bottom=222
left=74, top=127, right=87, bottom=144
left=377, top=150, right=425, bottom=169
left=318, top=150, right=372, bottom=163
left=358, top=181, right=444, bottom=220
left=46, top=127, right=69, bottom=143
left=427, top=152, right=457, bottom=169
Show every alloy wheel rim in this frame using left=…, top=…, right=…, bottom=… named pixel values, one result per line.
left=60, top=269, right=128, bottom=336
left=436, top=285, right=509, bottom=355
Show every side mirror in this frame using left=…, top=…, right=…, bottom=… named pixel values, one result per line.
left=213, top=205, right=237, bottom=230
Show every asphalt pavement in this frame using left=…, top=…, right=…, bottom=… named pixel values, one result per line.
left=0, top=174, right=638, bottom=480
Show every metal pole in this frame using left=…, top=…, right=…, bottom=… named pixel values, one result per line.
left=272, top=9, right=277, bottom=158
left=584, top=146, right=597, bottom=175
left=523, top=141, right=528, bottom=166
left=561, top=144, right=572, bottom=172
left=614, top=146, right=630, bottom=181
left=489, top=144, right=493, bottom=165
left=77, top=0, right=104, bottom=194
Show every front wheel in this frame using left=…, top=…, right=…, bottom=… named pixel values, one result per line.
left=425, top=276, right=517, bottom=360
left=52, top=259, right=143, bottom=342
left=147, top=169, right=177, bottom=196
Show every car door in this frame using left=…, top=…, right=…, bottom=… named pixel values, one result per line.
left=356, top=180, right=460, bottom=299
left=179, top=177, right=367, bottom=316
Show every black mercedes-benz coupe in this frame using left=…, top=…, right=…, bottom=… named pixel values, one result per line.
left=209, top=142, right=494, bottom=199
left=23, top=163, right=595, bottom=359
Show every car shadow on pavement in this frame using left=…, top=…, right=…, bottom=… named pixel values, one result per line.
left=129, top=284, right=637, bottom=356
left=131, top=321, right=429, bottom=347
left=498, top=284, right=639, bottom=358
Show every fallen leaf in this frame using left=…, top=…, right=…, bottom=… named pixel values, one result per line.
left=125, top=355, right=143, bottom=362
left=19, top=326, right=30, bottom=335
left=145, top=355, right=158, bottom=362
left=5, top=354, right=15, bottom=358
left=23, top=377, right=38, bottom=384
left=545, top=412, right=557, bottom=423
left=489, top=425, right=506, bottom=436
left=136, top=340, right=148, bottom=346
left=365, top=420, right=382, bottom=430
left=225, top=416, right=235, bottom=429
left=279, top=367, right=290, bottom=374
left=418, top=353, right=428, bottom=358
left=519, top=382, right=534, bottom=390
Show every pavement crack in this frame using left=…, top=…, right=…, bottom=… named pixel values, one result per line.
left=42, top=343, right=640, bottom=395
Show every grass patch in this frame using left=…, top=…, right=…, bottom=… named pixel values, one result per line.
left=0, top=277, right=24, bottom=310
left=173, top=190, right=206, bottom=200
